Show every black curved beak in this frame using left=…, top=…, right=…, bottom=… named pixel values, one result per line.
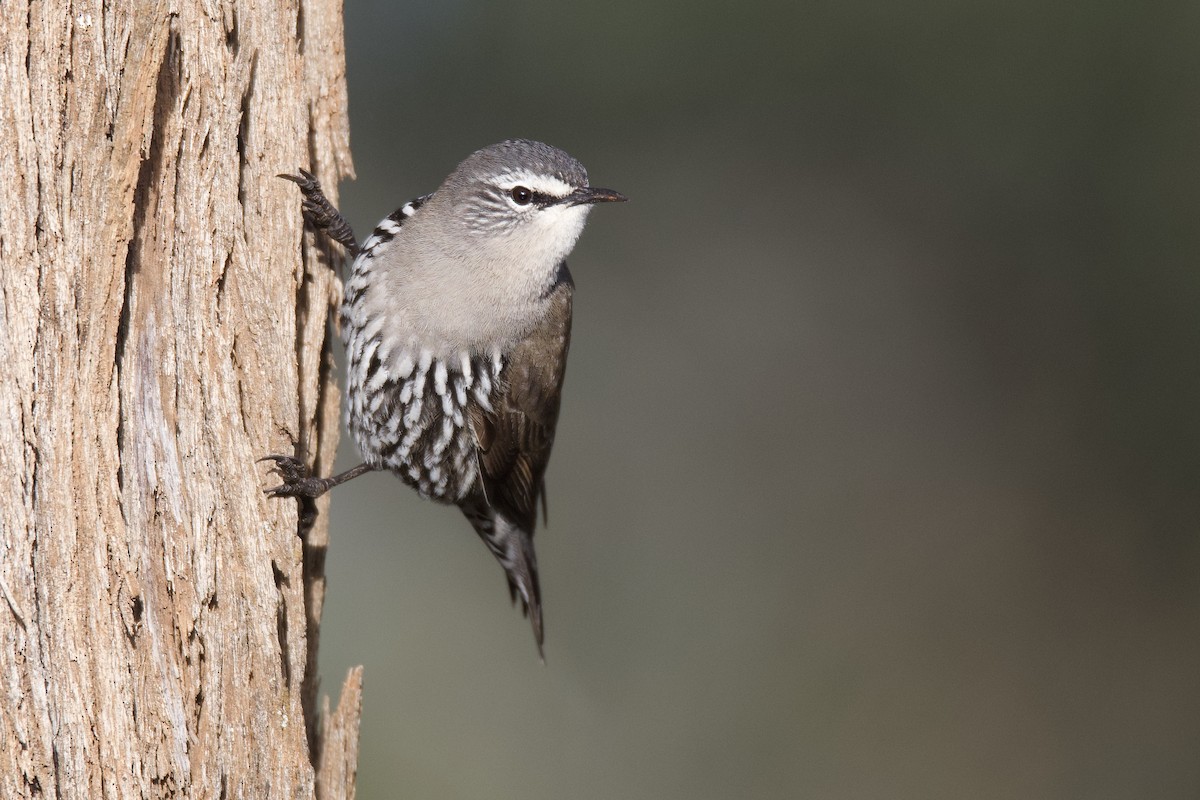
left=566, top=186, right=628, bottom=206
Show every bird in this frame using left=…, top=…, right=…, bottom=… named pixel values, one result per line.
left=263, top=139, right=626, bottom=656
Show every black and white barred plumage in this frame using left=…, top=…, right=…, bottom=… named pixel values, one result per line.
left=340, top=195, right=494, bottom=502
left=266, top=141, right=625, bottom=655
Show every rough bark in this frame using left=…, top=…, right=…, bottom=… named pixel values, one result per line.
left=0, top=1, right=358, bottom=797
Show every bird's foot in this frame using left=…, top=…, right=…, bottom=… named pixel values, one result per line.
left=260, top=454, right=335, bottom=499
left=278, top=169, right=359, bottom=255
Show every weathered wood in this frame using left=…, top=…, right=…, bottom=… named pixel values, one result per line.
left=315, top=667, right=364, bottom=800
left=0, top=1, right=358, bottom=797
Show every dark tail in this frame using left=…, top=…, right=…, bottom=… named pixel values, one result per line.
left=462, top=505, right=544, bottom=657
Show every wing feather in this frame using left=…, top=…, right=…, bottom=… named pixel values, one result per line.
left=471, top=267, right=574, bottom=533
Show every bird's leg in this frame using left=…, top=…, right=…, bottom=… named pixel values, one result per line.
left=278, top=169, right=361, bottom=256
left=260, top=456, right=376, bottom=498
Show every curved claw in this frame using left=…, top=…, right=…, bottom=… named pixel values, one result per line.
left=258, top=454, right=304, bottom=463
left=276, top=168, right=318, bottom=188
left=259, top=454, right=324, bottom=498
left=277, top=168, right=360, bottom=256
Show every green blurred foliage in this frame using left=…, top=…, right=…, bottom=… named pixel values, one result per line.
left=316, top=2, right=1200, bottom=798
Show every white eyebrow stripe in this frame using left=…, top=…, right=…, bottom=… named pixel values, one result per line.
left=494, top=171, right=576, bottom=199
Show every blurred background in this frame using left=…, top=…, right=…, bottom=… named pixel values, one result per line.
left=316, top=2, right=1200, bottom=798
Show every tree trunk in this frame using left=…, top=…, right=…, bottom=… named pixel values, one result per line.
left=0, top=1, right=359, bottom=797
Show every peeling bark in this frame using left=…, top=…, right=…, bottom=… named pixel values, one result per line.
left=0, top=1, right=358, bottom=797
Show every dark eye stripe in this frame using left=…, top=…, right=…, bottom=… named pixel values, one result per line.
left=489, top=185, right=563, bottom=208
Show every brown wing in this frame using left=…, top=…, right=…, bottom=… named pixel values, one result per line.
left=469, top=269, right=573, bottom=534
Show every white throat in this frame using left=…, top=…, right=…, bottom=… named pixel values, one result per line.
left=352, top=201, right=589, bottom=358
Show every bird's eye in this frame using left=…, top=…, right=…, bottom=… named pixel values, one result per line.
left=510, top=186, right=533, bottom=205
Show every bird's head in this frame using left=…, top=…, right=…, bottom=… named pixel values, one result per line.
left=438, top=139, right=626, bottom=275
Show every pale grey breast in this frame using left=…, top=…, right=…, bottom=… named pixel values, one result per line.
left=340, top=196, right=504, bottom=502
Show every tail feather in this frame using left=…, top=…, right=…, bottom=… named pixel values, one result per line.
left=462, top=505, right=544, bottom=657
